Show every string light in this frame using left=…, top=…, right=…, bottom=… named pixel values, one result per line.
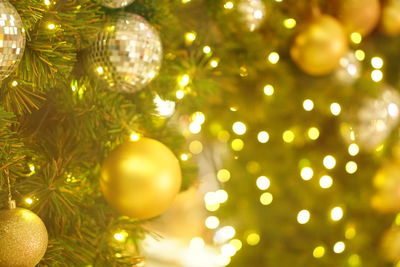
left=300, top=167, right=314, bottom=181
left=230, top=239, right=243, bottom=251
left=47, top=23, right=56, bottom=30
left=231, top=138, right=244, bottom=151
left=319, top=175, right=333, bottom=189
left=371, top=70, right=383, bottom=82
left=263, top=84, right=274, bottom=96
left=246, top=233, right=260, bottom=246
left=216, top=189, right=229, bottom=203
left=153, top=95, right=175, bottom=117
left=371, top=57, right=383, bottom=69
left=221, top=243, right=237, bottom=257
left=256, top=176, right=271, bottom=190
left=303, top=99, right=314, bottom=111
left=180, top=153, right=189, bottom=161
left=129, top=132, right=140, bottom=141
left=178, top=74, right=190, bottom=87
left=350, top=32, right=362, bottom=44
left=348, top=254, right=361, bottom=266
left=257, top=131, right=270, bottom=143
left=185, top=32, right=197, bottom=44
left=11, top=80, right=18, bottom=87
left=297, top=210, right=310, bottom=224
left=355, top=49, right=365, bottom=61
left=205, top=216, right=220, bottom=229
left=217, top=169, right=231, bottom=182
left=307, top=127, right=320, bottom=140
left=333, top=241, right=346, bottom=254
left=224, top=1, right=234, bottom=9
left=210, top=59, right=219, bottom=68
left=345, top=225, right=357, bottom=239
left=345, top=161, right=358, bottom=174
left=268, top=52, right=280, bottom=64
left=25, top=197, right=33, bottom=205
left=214, top=226, right=236, bottom=243
left=176, top=90, right=185, bottom=99
left=313, top=246, right=325, bottom=258
left=182, top=0, right=191, bottom=3
left=114, top=231, right=128, bottom=242
left=260, top=192, right=273, bottom=205
left=203, top=45, right=212, bottom=54
left=282, top=130, right=295, bottom=143
left=323, top=155, right=336, bottom=169
left=283, top=18, right=296, bottom=29
left=330, top=103, right=341, bottom=116
left=232, top=121, right=247, bottom=135
left=330, top=207, right=344, bottom=221
left=348, top=143, right=359, bottom=156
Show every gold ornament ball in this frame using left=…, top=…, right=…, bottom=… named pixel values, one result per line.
left=381, top=226, right=400, bottom=262
left=381, top=0, right=400, bottom=36
left=371, top=159, right=400, bottom=213
left=290, top=15, right=348, bottom=76
left=334, top=0, right=380, bottom=36
left=0, top=208, right=48, bottom=267
left=100, top=138, right=182, bottom=220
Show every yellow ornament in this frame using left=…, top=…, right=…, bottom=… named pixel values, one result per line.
left=372, top=159, right=400, bottom=213
left=0, top=207, right=48, bottom=266
left=381, top=0, right=400, bottom=36
left=334, top=0, right=380, bottom=36
left=100, top=137, right=182, bottom=220
left=290, top=15, right=348, bottom=76
left=381, top=226, right=400, bottom=262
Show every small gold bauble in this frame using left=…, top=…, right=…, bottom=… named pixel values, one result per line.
left=290, top=15, right=348, bottom=76
left=381, top=0, right=400, bottom=36
left=372, top=159, right=400, bottom=213
left=0, top=208, right=48, bottom=267
left=334, top=0, right=380, bottom=36
left=100, top=138, right=182, bottom=220
left=381, top=226, right=400, bottom=262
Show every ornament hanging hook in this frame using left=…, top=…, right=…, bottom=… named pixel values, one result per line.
left=4, top=168, right=15, bottom=209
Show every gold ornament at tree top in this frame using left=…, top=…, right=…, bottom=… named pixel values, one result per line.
left=334, top=0, right=380, bottom=36
left=100, top=137, right=182, bottom=220
left=0, top=207, right=48, bottom=266
left=290, top=15, right=347, bottom=76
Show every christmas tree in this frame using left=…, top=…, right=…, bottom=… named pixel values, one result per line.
left=1, top=0, right=400, bottom=266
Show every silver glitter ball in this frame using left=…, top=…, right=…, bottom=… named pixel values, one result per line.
left=238, top=0, right=266, bottom=31
left=99, top=0, right=135, bottom=9
left=335, top=51, right=361, bottom=85
left=0, top=0, right=25, bottom=81
left=87, top=13, right=163, bottom=93
left=341, top=87, right=400, bottom=151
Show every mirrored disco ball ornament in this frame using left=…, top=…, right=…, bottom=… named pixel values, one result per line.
left=238, top=0, right=266, bottom=31
left=87, top=13, right=163, bottom=93
left=335, top=51, right=361, bottom=85
left=98, top=0, right=135, bottom=9
left=341, top=87, right=400, bottom=151
left=0, top=0, right=26, bottom=81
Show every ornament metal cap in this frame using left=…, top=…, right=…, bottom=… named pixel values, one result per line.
left=8, top=199, right=16, bottom=209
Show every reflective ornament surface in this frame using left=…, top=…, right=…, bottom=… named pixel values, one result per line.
left=88, top=13, right=163, bottom=93
left=335, top=51, right=361, bottom=85
left=98, top=0, right=135, bottom=9
left=238, top=0, right=266, bottom=32
left=341, top=87, right=400, bottom=151
left=0, top=208, right=48, bottom=267
left=381, top=226, right=400, bottom=262
left=290, top=15, right=347, bottom=76
left=0, top=0, right=25, bottom=81
left=372, top=158, right=400, bottom=213
left=100, top=138, right=182, bottom=220
left=381, top=0, right=400, bottom=36
left=334, top=0, right=380, bottom=36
